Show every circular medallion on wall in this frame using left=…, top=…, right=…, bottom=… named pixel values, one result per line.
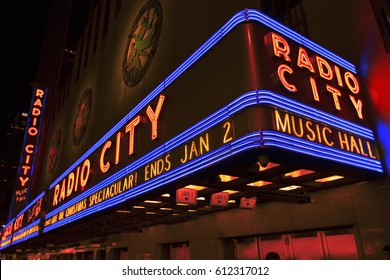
left=122, top=0, right=162, bottom=87
left=48, top=128, right=61, bottom=174
left=73, top=88, right=93, bottom=146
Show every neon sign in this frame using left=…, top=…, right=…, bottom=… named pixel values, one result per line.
left=0, top=218, right=15, bottom=250
left=43, top=89, right=383, bottom=232
left=39, top=9, right=382, bottom=234
left=0, top=7, right=384, bottom=253
left=13, top=86, right=47, bottom=216
left=273, top=109, right=377, bottom=158
left=1, top=192, right=46, bottom=247
left=266, top=32, right=364, bottom=120
left=48, top=94, right=167, bottom=211
left=44, top=119, right=234, bottom=230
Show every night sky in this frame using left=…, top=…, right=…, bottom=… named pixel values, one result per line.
left=1, top=1, right=52, bottom=130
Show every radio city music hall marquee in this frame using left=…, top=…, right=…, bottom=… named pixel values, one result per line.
left=266, top=32, right=375, bottom=158
left=2, top=9, right=383, bottom=246
left=42, top=9, right=383, bottom=233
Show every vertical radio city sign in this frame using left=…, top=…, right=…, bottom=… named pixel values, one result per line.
left=12, top=86, right=47, bottom=216
left=41, top=8, right=383, bottom=233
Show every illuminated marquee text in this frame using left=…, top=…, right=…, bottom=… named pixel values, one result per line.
left=50, top=94, right=166, bottom=208
left=52, top=159, right=91, bottom=207
left=274, top=109, right=377, bottom=158
left=268, top=32, right=364, bottom=120
left=15, top=88, right=46, bottom=204
left=99, top=94, right=166, bottom=173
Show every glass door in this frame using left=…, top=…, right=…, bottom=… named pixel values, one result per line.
left=259, top=234, right=286, bottom=260
left=234, top=237, right=260, bottom=260
left=289, top=231, right=325, bottom=260
left=322, top=228, right=359, bottom=259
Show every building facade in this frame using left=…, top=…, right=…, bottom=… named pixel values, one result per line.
left=1, top=0, right=390, bottom=260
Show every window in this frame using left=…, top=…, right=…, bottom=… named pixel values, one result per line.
left=235, top=237, right=260, bottom=260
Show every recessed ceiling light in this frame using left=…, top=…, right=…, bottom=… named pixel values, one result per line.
left=284, top=169, right=314, bottom=178
left=315, top=175, right=344, bottom=183
left=279, top=185, right=302, bottom=191
left=219, top=174, right=239, bottom=182
left=247, top=180, right=272, bottom=187
left=185, top=185, right=207, bottom=191
left=223, top=190, right=239, bottom=194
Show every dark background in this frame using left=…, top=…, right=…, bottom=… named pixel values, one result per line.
left=0, top=1, right=52, bottom=222
left=0, top=0, right=52, bottom=132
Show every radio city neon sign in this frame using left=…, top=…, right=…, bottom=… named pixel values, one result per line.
left=15, top=87, right=46, bottom=205
left=267, top=32, right=363, bottom=120
left=52, top=94, right=165, bottom=207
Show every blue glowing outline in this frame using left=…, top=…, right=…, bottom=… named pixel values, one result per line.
left=10, top=219, right=41, bottom=245
left=14, top=191, right=45, bottom=221
left=262, top=131, right=382, bottom=172
left=49, top=9, right=359, bottom=191
left=43, top=132, right=263, bottom=232
left=0, top=8, right=384, bottom=248
left=0, top=235, right=12, bottom=250
left=44, top=90, right=380, bottom=222
left=43, top=90, right=383, bottom=232
left=14, top=86, right=48, bottom=211
left=44, top=112, right=383, bottom=231
left=26, top=87, right=48, bottom=203
left=0, top=217, right=15, bottom=251
left=246, top=9, right=356, bottom=72
left=41, top=8, right=380, bottom=233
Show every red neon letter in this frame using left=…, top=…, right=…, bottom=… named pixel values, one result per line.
left=35, top=89, right=44, bottom=97
left=344, top=71, right=360, bottom=94
left=32, top=107, right=41, bottom=116
left=53, top=184, right=60, bottom=206
left=310, top=77, right=320, bottom=102
left=33, top=98, right=43, bottom=108
left=326, top=85, right=342, bottom=111
left=18, top=176, right=29, bottom=187
left=28, top=127, right=38, bottom=136
left=297, top=47, right=315, bottom=73
left=115, top=132, right=121, bottom=165
left=100, top=141, right=111, bottom=173
left=67, top=172, right=75, bottom=197
left=271, top=32, right=291, bottom=62
left=80, top=159, right=90, bottom=191
left=334, top=65, right=344, bottom=87
left=25, top=144, right=34, bottom=153
left=350, top=95, right=364, bottom=119
left=21, top=166, right=31, bottom=175
left=277, top=64, right=297, bottom=92
left=316, top=56, right=333, bottom=80
left=100, top=141, right=112, bottom=173
left=146, top=94, right=165, bottom=140
left=126, top=115, right=141, bottom=155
